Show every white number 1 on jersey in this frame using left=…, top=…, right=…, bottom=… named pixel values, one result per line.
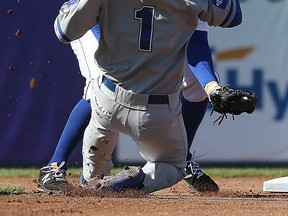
left=135, top=6, right=155, bottom=52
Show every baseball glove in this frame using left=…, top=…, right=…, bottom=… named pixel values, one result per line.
left=209, top=85, right=258, bottom=125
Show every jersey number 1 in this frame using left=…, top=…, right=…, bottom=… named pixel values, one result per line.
left=135, top=6, right=155, bottom=52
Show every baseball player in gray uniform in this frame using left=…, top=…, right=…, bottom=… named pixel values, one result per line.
left=37, top=22, right=221, bottom=193
left=52, top=0, right=241, bottom=193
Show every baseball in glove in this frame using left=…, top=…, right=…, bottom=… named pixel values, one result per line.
left=209, top=85, right=258, bottom=125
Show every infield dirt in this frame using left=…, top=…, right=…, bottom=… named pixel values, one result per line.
left=0, top=176, right=288, bottom=216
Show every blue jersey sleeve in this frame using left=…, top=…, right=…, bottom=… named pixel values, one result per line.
left=186, top=30, right=218, bottom=88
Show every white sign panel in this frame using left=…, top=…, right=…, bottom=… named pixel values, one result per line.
left=115, top=0, right=288, bottom=164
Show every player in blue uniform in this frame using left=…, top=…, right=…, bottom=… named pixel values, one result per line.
left=183, top=2, right=243, bottom=190
left=181, top=20, right=220, bottom=192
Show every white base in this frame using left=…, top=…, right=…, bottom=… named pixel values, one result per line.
left=263, top=176, right=288, bottom=192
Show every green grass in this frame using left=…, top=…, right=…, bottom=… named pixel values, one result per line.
left=0, top=167, right=123, bottom=178
left=0, top=167, right=288, bottom=178
left=202, top=168, right=288, bottom=178
left=0, top=183, right=25, bottom=195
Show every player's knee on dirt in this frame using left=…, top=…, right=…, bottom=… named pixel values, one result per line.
left=141, top=162, right=184, bottom=194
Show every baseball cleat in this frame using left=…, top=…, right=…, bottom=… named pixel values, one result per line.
left=84, top=166, right=145, bottom=192
left=37, top=161, right=68, bottom=193
left=184, top=161, right=219, bottom=192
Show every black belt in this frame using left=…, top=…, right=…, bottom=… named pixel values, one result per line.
left=102, top=76, right=169, bottom=104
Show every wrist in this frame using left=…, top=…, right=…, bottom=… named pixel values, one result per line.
left=205, top=81, right=221, bottom=100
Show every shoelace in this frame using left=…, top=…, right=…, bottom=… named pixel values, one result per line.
left=188, top=161, right=204, bottom=178
left=43, top=161, right=66, bottom=181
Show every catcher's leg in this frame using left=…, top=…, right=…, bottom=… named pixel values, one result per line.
left=48, top=98, right=91, bottom=169
left=181, top=96, right=219, bottom=192
left=181, top=95, right=208, bottom=161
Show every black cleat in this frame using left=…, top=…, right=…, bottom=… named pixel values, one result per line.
left=184, top=161, right=219, bottom=192
left=37, top=161, right=68, bottom=193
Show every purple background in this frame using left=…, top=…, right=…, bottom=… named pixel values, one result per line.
left=0, top=0, right=84, bottom=167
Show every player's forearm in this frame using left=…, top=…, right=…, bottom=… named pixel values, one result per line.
left=187, top=30, right=218, bottom=89
left=54, top=0, right=100, bottom=43
left=186, top=29, right=221, bottom=99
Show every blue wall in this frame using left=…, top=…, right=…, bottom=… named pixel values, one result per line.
left=0, top=1, right=83, bottom=167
